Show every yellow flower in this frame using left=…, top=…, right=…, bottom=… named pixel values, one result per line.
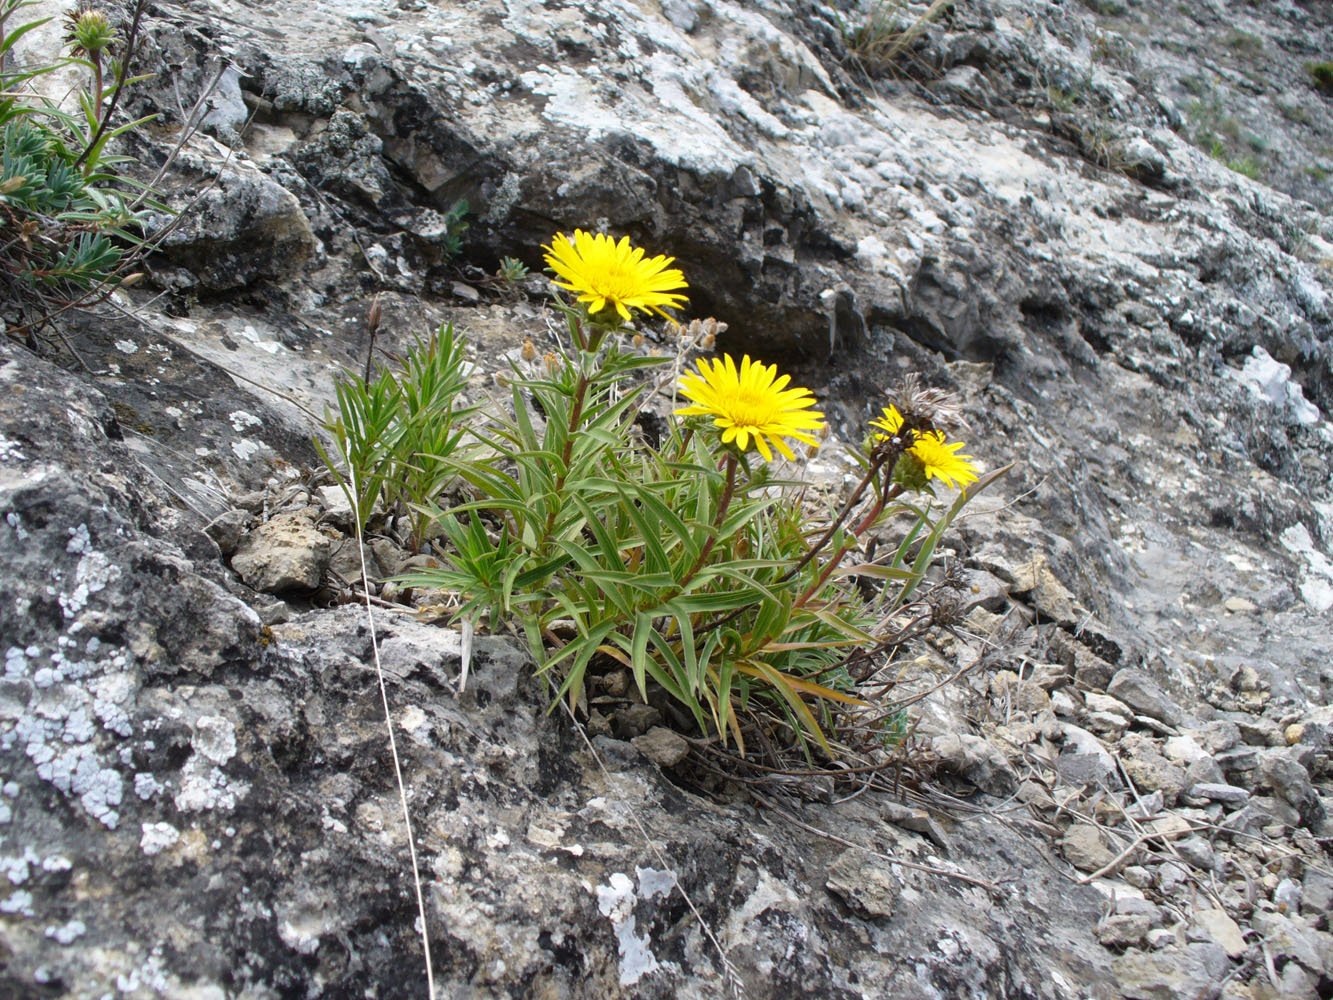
left=543, top=230, right=688, bottom=322
left=871, top=405, right=979, bottom=490
left=675, top=354, right=826, bottom=461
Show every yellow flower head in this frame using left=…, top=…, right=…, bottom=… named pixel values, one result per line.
left=675, top=354, right=826, bottom=462
left=871, top=405, right=979, bottom=490
left=543, top=230, right=688, bottom=322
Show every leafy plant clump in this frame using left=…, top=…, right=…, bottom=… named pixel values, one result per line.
left=837, top=0, right=953, bottom=74
left=1308, top=61, right=1333, bottom=96
left=0, top=1, right=160, bottom=333
left=322, top=230, right=1006, bottom=761
left=315, top=320, right=476, bottom=551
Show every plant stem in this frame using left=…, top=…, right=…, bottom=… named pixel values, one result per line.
left=678, top=451, right=737, bottom=590
left=90, top=52, right=103, bottom=126
left=74, top=0, right=148, bottom=172
left=781, top=442, right=898, bottom=584
left=540, top=365, right=591, bottom=543
left=792, top=483, right=902, bottom=608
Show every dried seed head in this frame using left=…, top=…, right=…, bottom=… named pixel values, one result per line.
left=365, top=295, right=382, bottom=336
left=676, top=317, right=728, bottom=349
left=520, top=337, right=537, bottom=362
left=542, top=351, right=562, bottom=376
left=928, top=589, right=969, bottom=628
left=893, top=373, right=967, bottom=435
left=632, top=333, right=646, bottom=349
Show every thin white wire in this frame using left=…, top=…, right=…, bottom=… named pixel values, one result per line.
left=347, top=463, right=436, bottom=1000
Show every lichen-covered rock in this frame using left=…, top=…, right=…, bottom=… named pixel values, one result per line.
left=4, top=0, right=1332, bottom=995
left=153, top=145, right=317, bottom=292
left=931, top=732, right=1019, bottom=796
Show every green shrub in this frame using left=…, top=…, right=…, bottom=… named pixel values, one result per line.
left=1223, top=30, right=1263, bottom=58
left=0, top=0, right=159, bottom=331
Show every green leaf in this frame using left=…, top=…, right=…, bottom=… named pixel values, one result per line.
left=630, top=612, right=653, bottom=700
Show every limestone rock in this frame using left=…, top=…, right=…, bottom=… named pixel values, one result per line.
left=1099, top=914, right=1151, bottom=949
left=155, top=149, right=316, bottom=291
left=1192, top=909, right=1247, bottom=959
left=1300, top=869, right=1333, bottom=918
left=230, top=513, right=331, bottom=593
left=5, top=0, right=1333, bottom=995
left=931, top=732, right=1018, bottom=795
left=825, top=849, right=899, bottom=920
left=203, top=509, right=251, bottom=556
left=1113, top=943, right=1230, bottom=1000
left=1060, top=824, right=1118, bottom=874
left=1057, top=724, right=1122, bottom=789
left=1189, top=783, right=1249, bottom=806
left=630, top=727, right=690, bottom=768
left=1107, top=670, right=1185, bottom=728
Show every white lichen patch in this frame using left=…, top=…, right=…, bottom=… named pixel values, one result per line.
left=134, top=772, right=163, bottom=800
left=595, top=872, right=660, bottom=986
left=230, top=438, right=264, bottom=462
left=44, top=919, right=87, bottom=944
left=636, top=866, right=676, bottom=900
left=173, top=761, right=247, bottom=813
left=114, top=339, right=139, bottom=355
left=228, top=410, right=263, bottom=432
left=191, top=715, right=237, bottom=765
left=1, top=847, right=39, bottom=885
left=140, top=821, right=181, bottom=856
left=1, top=888, right=34, bottom=915
left=0, top=435, right=27, bottom=463
left=58, top=525, right=121, bottom=619
left=2, top=639, right=139, bottom=829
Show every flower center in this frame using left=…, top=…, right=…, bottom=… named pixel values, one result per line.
left=590, top=264, right=640, bottom=302
left=726, top=388, right=779, bottom=428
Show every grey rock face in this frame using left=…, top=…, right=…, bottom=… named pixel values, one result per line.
left=1113, top=942, right=1230, bottom=1000
left=0, top=345, right=1121, bottom=997
left=824, top=849, right=899, bottom=920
